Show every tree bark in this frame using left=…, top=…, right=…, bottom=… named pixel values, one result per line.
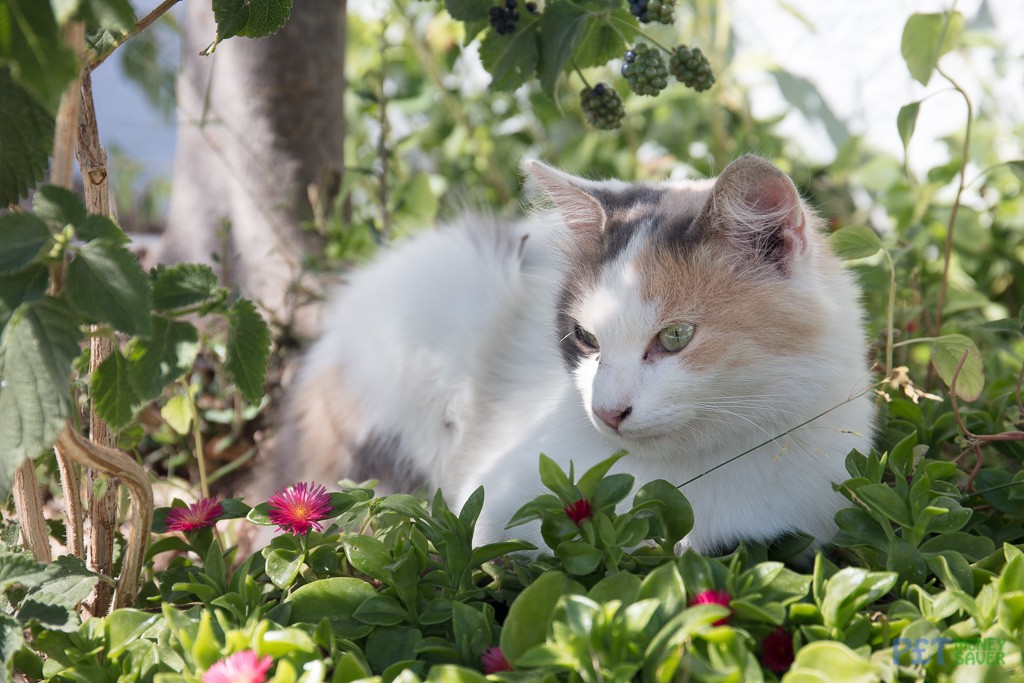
left=150, top=0, right=346, bottom=328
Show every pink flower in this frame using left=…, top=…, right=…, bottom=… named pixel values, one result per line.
left=563, top=497, right=593, bottom=525
left=202, top=650, right=273, bottom=683
left=760, top=627, right=795, bottom=673
left=268, top=481, right=332, bottom=535
left=481, top=646, right=513, bottom=673
left=165, top=498, right=224, bottom=532
left=689, top=589, right=732, bottom=625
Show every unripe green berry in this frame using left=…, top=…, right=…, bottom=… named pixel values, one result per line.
left=669, top=45, right=716, bottom=92
left=622, top=43, right=669, bottom=96
left=580, top=83, right=625, bottom=130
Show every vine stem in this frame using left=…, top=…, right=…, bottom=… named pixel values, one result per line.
left=88, top=0, right=183, bottom=71
left=179, top=378, right=211, bottom=500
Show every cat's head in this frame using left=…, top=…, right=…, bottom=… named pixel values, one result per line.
left=524, top=155, right=840, bottom=447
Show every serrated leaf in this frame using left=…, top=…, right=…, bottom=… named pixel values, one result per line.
left=900, top=11, right=964, bottom=86
left=0, top=298, right=80, bottom=499
left=150, top=262, right=220, bottom=311
left=90, top=346, right=143, bottom=431
left=212, top=0, right=292, bottom=42
left=0, top=68, right=55, bottom=206
left=75, top=214, right=129, bottom=243
left=538, top=1, right=588, bottom=97
left=897, top=101, right=920, bottom=160
left=32, top=185, right=86, bottom=227
left=829, top=225, right=882, bottom=260
left=0, top=2, right=80, bottom=113
left=125, top=316, right=198, bottom=401
left=17, top=555, right=98, bottom=631
left=931, top=333, right=984, bottom=401
left=76, top=0, right=136, bottom=34
left=0, top=213, right=51, bottom=275
left=0, top=613, right=23, bottom=679
left=0, top=265, right=48, bottom=328
left=444, top=0, right=489, bottom=21
left=224, top=298, right=270, bottom=403
left=573, top=7, right=635, bottom=69
left=65, top=239, right=151, bottom=335
left=479, top=15, right=540, bottom=92
left=0, top=548, right=48, bottom=591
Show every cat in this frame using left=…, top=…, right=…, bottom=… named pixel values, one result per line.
left=269, top=155, right=877, bottom=554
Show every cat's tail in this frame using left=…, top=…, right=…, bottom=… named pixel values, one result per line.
left=259, top=215, right=535, bottom=499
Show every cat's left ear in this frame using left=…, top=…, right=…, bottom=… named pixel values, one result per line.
left=522, top=159, right=607, bottom=235
left=702, top=155, right=808, bottom=274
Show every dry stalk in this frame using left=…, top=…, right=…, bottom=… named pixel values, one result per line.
left=13, top=461, right=51, bottom=563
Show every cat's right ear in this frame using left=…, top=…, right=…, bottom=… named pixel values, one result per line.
left=522, top=159, right=607, bottom=235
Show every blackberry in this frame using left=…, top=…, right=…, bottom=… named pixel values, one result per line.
left=489, top=0, right=520, bottom=35
left=580, top=83, right=625, bottom=130
left=669, top=45, right=716, bottom=92
left=620, top=43, right=668, bottom=96
left=627, top=0, right=674, bottom=24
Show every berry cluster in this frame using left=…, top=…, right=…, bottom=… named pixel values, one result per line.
left=669, top=45, right=716, bottom=92
left=621, top=43, right=668, bottom=96
left=489, top=0, right=520, bottom=35
left=627, top=0, right=675, bottom=25
left=580, top=84, right=626, bottom=130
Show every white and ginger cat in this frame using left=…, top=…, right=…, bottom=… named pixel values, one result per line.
left=271, top=155, right=876, bottom=554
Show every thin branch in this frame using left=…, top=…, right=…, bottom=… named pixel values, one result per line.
left=88, top=0, right=182, bottom=71
left=13, top=461, right=51, bottom=563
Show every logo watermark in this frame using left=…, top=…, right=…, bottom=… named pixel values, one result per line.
left=892, top=637, right=1006, bottom=667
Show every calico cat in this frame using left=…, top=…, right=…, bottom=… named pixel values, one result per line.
left=270, top=155, right=876, bottom=553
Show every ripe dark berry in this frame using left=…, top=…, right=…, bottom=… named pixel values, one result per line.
left=526, top=2, right=539, bottom=14
left=621, top=43, right=668, bottom=96
left=580, top=83, right=626, bottom=130
left=490, top=0, right=520, bottom=35
left=669, top=45, right=716, bottom=92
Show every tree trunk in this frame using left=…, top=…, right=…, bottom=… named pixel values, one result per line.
left=150, top=0, right=345, bottom=329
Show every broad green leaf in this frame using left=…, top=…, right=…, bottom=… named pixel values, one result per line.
left=854, top=483, right=914, bottom=528
left=0, top=3, right=79, bottom=113
left=76, top=0, right=136, bottom=34
left=265, top=547, right=303, bottom=590
left=342, top=535, right=390, bottom=580
left=125, top=316, right=199, bottom=401
left=284, top=577, right=376, bottom=638
left=74, top=215, right=129, bottom=243
left=819, top=567, right=897, bottom=630
left=469, top=540, right=536, bottom=566
left=576, top=450, right=628, bottom=499
left=212, top=0, right=292, bottom=42
left=353, top=595, right=407, bottom=627
left=150, top=263, right=220, bottom=311
left=501, top=571, right=575, bottom=660
left=787, top=640, right=880, bottom=683
left=224, top=298, right=270, bottom=403
left=900, top=12, right=964, bottom=86
left=0, top=298, right=80, bottom=499
left=90, top=346, right=144, bottom=431
left=191, top=611, right=220, bottom=670
left=65, top=239, right=151, bottom=336
left=538, top=1, right=588, bottom=96
left=0, top=548, right=48, bottom=590
left=32, top=185, right=86, bottom=227
left=555, top=540, right=602, bottom=575
left=161, top=394, right=192, bottom=435
left=0, top=614, right=24, bottom=681
left=17, top=555, right=98, bottom=632
left=538, top=454, right=576, bottom=502
left=829, top=225, right=882, bottom=261
left=0, top=265, right=48, bottom=328
left=479, top=15, right=540, bottom=92
left=444, top=0, right=489, bottom=21
left=0, top=213, right=51, bottom=275
left=930, top=334, right=984, bottom=401
left=632, top=479, right=693, bottom=545
left=896, top=101, right=920, bottom=160
left=0, top=68, right=54, bottom=206
left=573, top=7, right=635, bottom=70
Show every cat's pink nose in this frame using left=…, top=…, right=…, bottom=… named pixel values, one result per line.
left=594, top=406, right=632, bottom=431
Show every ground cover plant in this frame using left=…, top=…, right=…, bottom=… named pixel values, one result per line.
left=1, top=1, right=1024, bottom=681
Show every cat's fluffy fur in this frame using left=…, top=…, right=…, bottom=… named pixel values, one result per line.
left=268, top=155, right=876, bottom=553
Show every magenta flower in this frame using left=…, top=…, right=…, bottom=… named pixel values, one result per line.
left=481, top=646, right=514, bottom=673
left=760, top=627, right=795, bottom=673
left=689, top=589, right=732, bottom=625
left=563, top=497, right=593, bottom=525
left=165, top=498, right=224, bottom=533
left=202, top=650, right=273, bottom=683
left=267, top=481, right=332, bottom=535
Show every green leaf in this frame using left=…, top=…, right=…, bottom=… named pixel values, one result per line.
left=90, top=346, right=144, bottom=431
left=32, top=185, right=86, bottom=227
left=224, top=298, right=270, bottom=403
left=0, top=265, right=48, bottom=329
left=555, top=540, right=602, bottom=575
left=538, top=1, right=588, bottom=96
left=470, top=540, right=535, bottom=567
left=212, top=0, right=292, bottom=42
left=74, top=215, right=129, bottom=243
left=0, top=212, right=51, bottom=275
left=0, top=68, right=55, bottom=206
left=896, top=101, right=920, bottom=161
left=443, top=0, right=489, bottom=21
left=0, top=2, right=79, bottom=113
left=284, top=577, right=376, bottom=638
left=0, top=614, right=24, bottom=680
left=854, top=483, right=914, bottom=528
left=125, top=316, right=199, bottom=401
left=900, top=11, right=964, bottom=86
left=576, top=450, right=628, bottom=499
left=353, top=595, right=407, bottom=627
left=342, top=535, right=390, bottom=580
left=788, top=640, right=881, bottom=683
left=538, top=454, right=576, bottom=502
left=501, top=571, right=575, bottom=660
left=0, top=298, right=80, bottom=499
left=17, top=555, right=98, bottom=632
left=479, top=14, right=540, bottom=92
left=0, top=548, right=48, bottom=591
left=265, top=547, right=303, bottom=590
left=161, top=393, right=192, bottom=435
left=65, top=240, right=151, bottom=335
left=930, top=334, right=984, bottom=401
left=819, top=567, right=897, bottom=630
left=76, top=0, right=136, bottom=34
left=150, top=263, right=220, bottom=311
left=573, top=7, right=635, bottom=69
left=829, top=225, right=882, bottom=261
left=632, top=479, right=694, bottom=546
left=191, top=611, right=220, bottom=670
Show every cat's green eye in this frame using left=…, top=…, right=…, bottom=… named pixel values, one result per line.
left=657, top=323, right=695, bottom=353
left=574, top=324, right=599, bottom=350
